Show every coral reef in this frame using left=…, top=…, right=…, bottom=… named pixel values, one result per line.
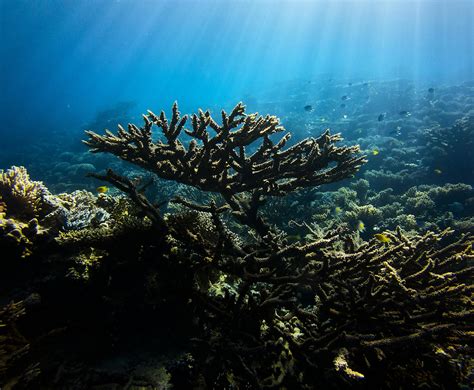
left=288, top=182, right=474, bottom=238
left=421, top=114, right=474, bottom=183
left=0, top=99, right=472, bottom=389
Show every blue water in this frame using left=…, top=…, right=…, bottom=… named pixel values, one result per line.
left=1, top=0, right=473, bottom=148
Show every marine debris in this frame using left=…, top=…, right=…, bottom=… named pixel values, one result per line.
left=0, top=102, right=472, bottom=389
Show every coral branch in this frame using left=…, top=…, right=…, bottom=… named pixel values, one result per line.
left=84, top=102, right=366, bottom=197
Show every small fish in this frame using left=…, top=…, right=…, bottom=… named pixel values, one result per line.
left=343, top=114, right=348, bottom=119
left=434, top=347, right=449, bottom=357
left=399, top=110, right=411, bottom=116
left=434, top=168, right=443, bottom=175
left=428, top=87, right=435, bottom=94
left=356, top=220, right=365, bottom=232
left=374, top=233, right=391, bottom=243
left=348, top=82, right=352, bottom=86
left=96, top=186, right=109, bottom=194
left=334, top=206, right=342, bottom=215
left=390, top=126, right=403, bottom=136
left=304, top=105, right=313, bottom=112
left=340, top=103, right=346, bottom=108
left=378, top=113, right=385, bottom=122
left=341, top=95, right=349, bottom=101
left=372, top=149, right=379, bottom=156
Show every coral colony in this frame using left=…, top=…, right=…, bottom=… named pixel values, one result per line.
left=1, top=103, right=473, bottom=388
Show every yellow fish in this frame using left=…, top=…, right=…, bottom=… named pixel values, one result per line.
left=374, top=233, right=391, bottom=243
left=372, top=149, right=379, bottom=156
left=434, top=169, right=442, bottom=175
left=334, top=206, right=342, bottom=215
left=357, top=220, right=365, bottom=232
left=96, top=186, right=109, bottom=194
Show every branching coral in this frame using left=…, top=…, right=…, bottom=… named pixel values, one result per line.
left=188, top=226, right=473, bottom=388
left=85, top=102, right=365, bottom=197
left=72, top=173, right=472, bottom=388
left=85, top=102, right=366, bottom=236
left=79, top=102, right=472, bottom=387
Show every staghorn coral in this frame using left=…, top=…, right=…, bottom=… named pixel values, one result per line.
left=78, top=166, right=473, bottom=388
left=85, top=102, right=365, bottom=197
left=78, top=101, right=472, bottom=387
left=187, top=226, right=473, bottom=388
left=85, top=102, right=366, bottom=237
left=0, top=203, right=471, bottom=389
left=56, top=215, right=153, bottom=250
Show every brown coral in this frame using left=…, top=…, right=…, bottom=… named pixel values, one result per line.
left=84, top=102, right=366, bottom=197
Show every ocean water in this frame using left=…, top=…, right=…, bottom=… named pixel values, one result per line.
left=1, top=1, right=474, bottom=389
left=1, top=0, right=473, bottom=151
